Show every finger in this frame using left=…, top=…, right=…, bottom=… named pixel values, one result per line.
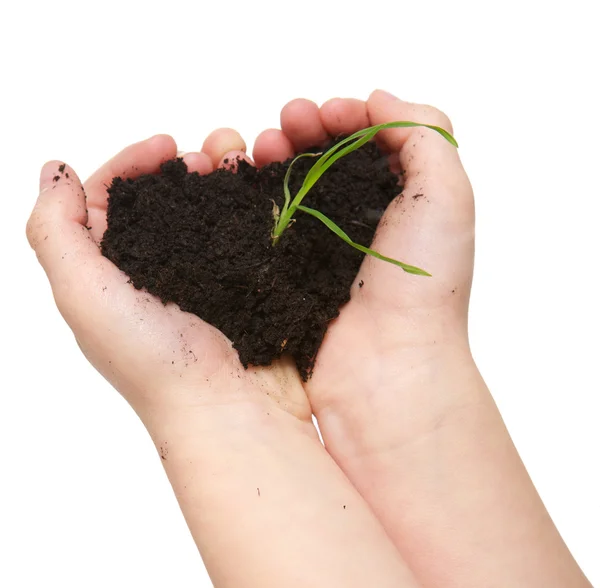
left=319, top=98, right=369, bottom=136
left=280, top=98, right=328, bottom=151
left=85, top=134, right=177, bottom=200
left=84, top=134, right=177, bottom=242
left=368, top=89, right=454, bottom=152
left=218, top=150, right=255, bottom=171
left=201, top=128, right=246, bottom=168
left=252, top=129, right=295, bottom=167
left=363, top=89, right=473, bottom=285
left=181, top=152, right=213, bottom=175
left=367, top=87, right=469, bottom=207
left=27, top=162, right=116, bottom=322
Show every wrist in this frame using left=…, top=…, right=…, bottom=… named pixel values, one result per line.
left=128, top=355, right=312, bottom=432
left=314, top=337, right=487, bottom=456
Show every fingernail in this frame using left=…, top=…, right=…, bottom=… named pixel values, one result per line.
left=377, top=89, right=400, bottom=102
left=39, top=161, right=64, bottom=192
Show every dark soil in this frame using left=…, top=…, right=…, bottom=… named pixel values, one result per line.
left=101, top=140, right=401, bottom=379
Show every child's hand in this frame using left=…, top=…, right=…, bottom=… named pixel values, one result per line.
left=26, top=136, right=310, bottom=418
left=247, top=91, right=589, bottom=587
left=26, top=133, right=420, bottom=588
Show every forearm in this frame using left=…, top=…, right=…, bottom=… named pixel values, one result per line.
left=144, top=398, right=419, bottom=588
left=319, top=345, right=591, bottom=587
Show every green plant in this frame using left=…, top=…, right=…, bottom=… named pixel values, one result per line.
left=271, top=122, right=458, bottom=276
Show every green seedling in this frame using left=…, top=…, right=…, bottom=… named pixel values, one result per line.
left=271, top=121, right=458, bottom=276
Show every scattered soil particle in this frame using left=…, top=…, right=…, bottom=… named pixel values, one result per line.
left=358, top=280, right=364, bottom=288
left=58, top=163, right=66, bottom=173
left=412, top=193, right=424, bottom=200
left=101, top=139, right=402, bottom=379
left=159, top=442, right=169, bottom=461
left=53, top=175, right=60, bottom=182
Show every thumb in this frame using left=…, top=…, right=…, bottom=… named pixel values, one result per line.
left=363, top=91, right=474, bottom=277
left=27, top=161, right=104, bottom=317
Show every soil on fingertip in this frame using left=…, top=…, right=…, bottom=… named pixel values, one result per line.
left=100, top=139, right=401, bottom=379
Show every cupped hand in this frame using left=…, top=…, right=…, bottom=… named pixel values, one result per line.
left=248, top=90, right=474, bottom=433
left=26, top=136, right=309, bottom=421
left=275, top=91, right=474, bottom=410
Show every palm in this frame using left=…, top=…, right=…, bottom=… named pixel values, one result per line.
left=292, top=97, right=475, bottom=411
left=35, top=134, right=310, bottom=418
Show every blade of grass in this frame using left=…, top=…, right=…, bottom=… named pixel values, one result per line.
left=301, top=127, right=375, bottom=186
left=299, top=129, right=379, bottom=197
left=317, top=122, right=456, bottom=180
left=274, top=129, right=379, bottom=238
left=297, top=205, right=431, bottom=276
left=282, top=152, right=321, bottom=219
left=274, top=121, right=458, bottom=238
left=301, top=121, right=456, bottom=192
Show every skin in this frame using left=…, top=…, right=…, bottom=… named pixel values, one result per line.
left=26, top=90, right=591, bottom=588
left=27, top=133, right=418, bottom=588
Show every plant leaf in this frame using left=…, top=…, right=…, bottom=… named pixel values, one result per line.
left=293, top=121, right=457, bottom=213
left=272, top=120, right=458, bottom=266
left=282, top=152, right=321, bottom=218
left=369, top=121, right=458, bottom=147
left=297, top=205, right=431, bottom=276
left=300, top=129, right=379, bottom=197
left=305, top=121, right=457, bottom=186
left=300, top=128, right=376, bottom=190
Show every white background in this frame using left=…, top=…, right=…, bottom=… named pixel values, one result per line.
left=1, top=1, right=598, bottom=586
